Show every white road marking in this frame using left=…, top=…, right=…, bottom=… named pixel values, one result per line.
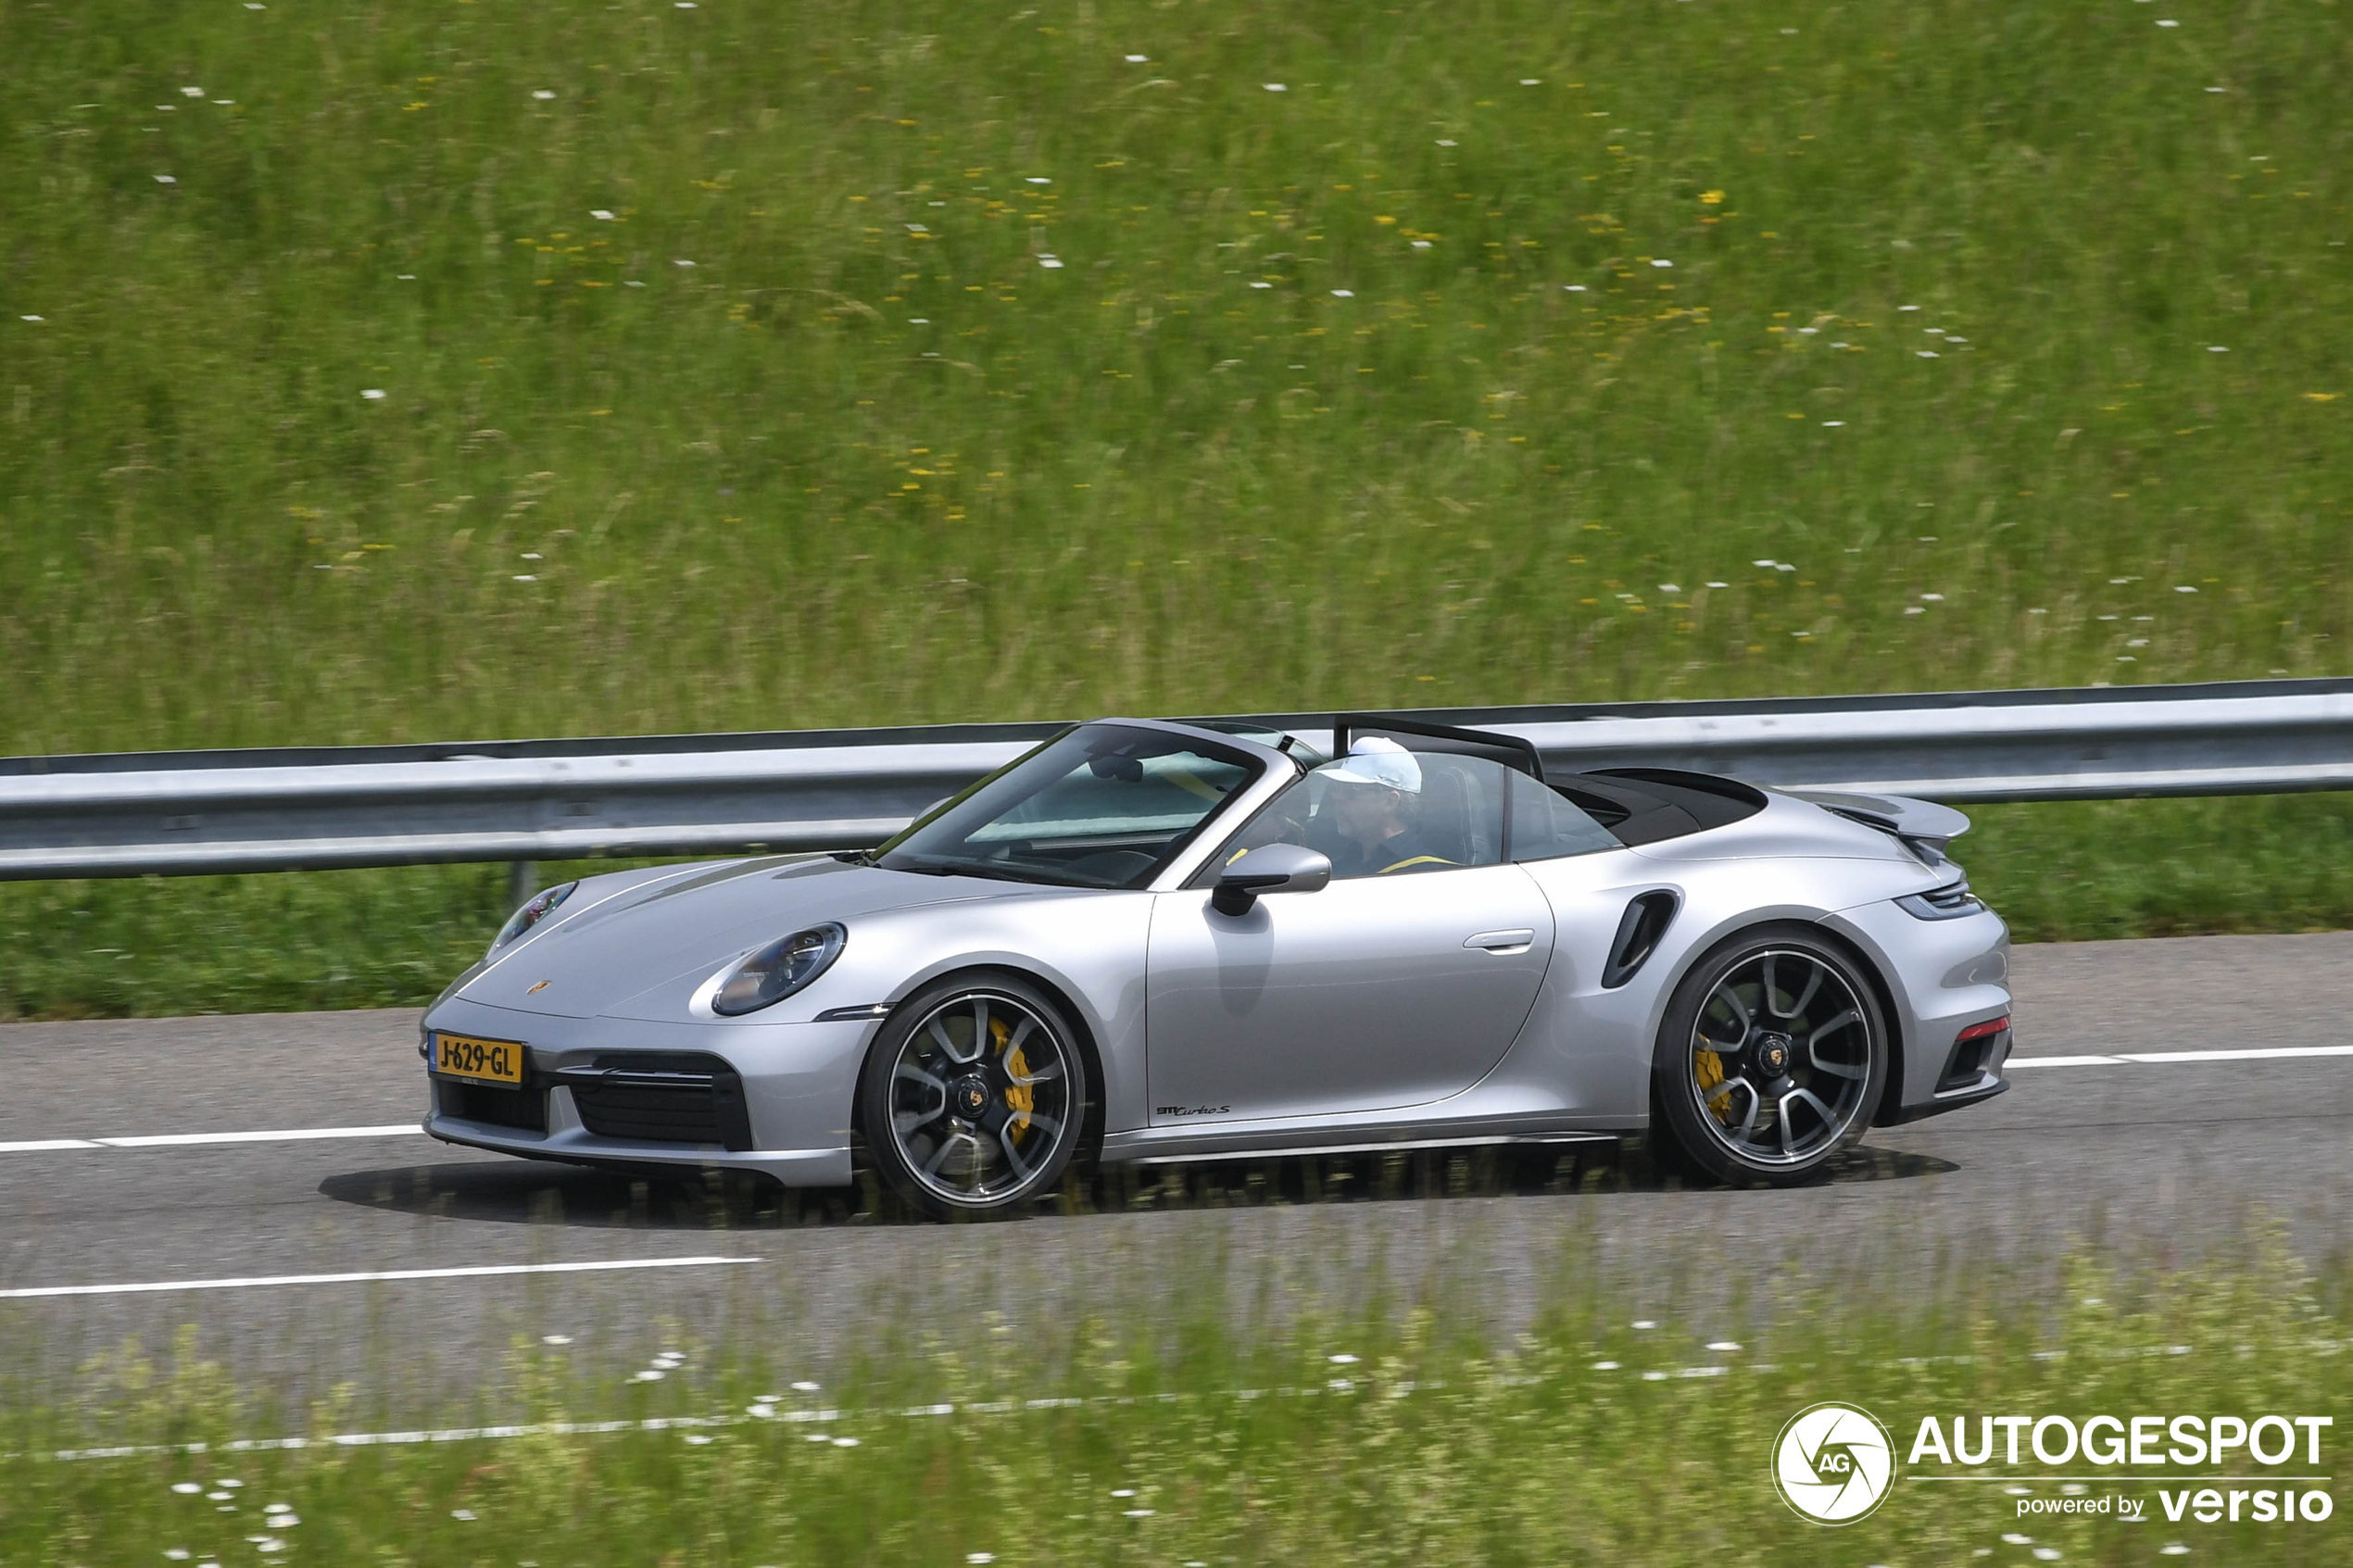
left=0, top=1255, right=762, bottom=1300
left=55, top=1336, right=2353, bottom=1465
left=2009, top=1045, right=2353, bottom=1068
left=100, top=1123, right=424, bottom=1148
left=0, top=1123, right=423, bottom=1154
left=59, top=1343, right=2336, bottom=1464
left=47, top=1388, right=1352, bottom=1462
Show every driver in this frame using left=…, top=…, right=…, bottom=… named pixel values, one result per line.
left=1320, top=738, right=1452, bottom=877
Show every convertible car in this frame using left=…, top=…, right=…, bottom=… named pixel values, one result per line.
left=420, top=716, right=2012, bottom=1214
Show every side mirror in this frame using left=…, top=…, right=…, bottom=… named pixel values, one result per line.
left=1210, top=844, right=1332, bottom=916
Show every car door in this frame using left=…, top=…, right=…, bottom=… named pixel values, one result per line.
left=1144, top=752, right=1556, bottom=1124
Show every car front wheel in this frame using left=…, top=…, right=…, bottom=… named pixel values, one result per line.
left=1651, top=924, right=1889, bottom=1185
left=859, top=974, right=1090, bottom=1219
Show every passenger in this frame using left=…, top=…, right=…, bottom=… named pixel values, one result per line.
left=1320, top=738, right=1452, bottom=877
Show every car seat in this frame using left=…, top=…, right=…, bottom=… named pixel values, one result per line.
left=1413, top=758, right=1478, bottom=866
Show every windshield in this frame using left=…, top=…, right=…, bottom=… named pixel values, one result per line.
left=875, top=724, right=1265, bottom=889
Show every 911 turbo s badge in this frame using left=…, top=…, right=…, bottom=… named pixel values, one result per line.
left=1156, top=1104, right=1231, bottom=1118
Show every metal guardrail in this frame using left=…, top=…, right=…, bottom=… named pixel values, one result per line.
left=3, top=678, right=2350, bottom=882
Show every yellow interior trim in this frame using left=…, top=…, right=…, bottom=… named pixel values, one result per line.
left=1377, top=854, right=1458, bottom=875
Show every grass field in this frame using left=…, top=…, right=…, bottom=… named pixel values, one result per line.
left=6, top=1238, right=2347, bottom=1565
left=3, top=0, right=2350, bottom=1010
left=4, top=0, right=2348, bottom=759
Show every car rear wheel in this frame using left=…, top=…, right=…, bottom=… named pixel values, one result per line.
left=859, top=974, right=1090, bottom=1219
left=1651, top=924, right=1888, bottom=1186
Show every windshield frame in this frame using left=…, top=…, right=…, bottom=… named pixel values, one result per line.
left=873, top=721, right=1271, bottom=890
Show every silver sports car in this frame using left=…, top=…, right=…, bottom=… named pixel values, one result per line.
left=420, top=716, right=2012, bottom=1214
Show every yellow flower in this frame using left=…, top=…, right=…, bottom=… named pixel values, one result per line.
left=2303, top=392, right=2339, bottom=402
left=1699, top=189, right=1725, bottom=205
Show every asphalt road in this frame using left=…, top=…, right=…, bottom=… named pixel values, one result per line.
left=5, top=932, right=2350, bottom=1408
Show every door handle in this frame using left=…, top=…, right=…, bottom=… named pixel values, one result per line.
left=1464, top=929, right=1536, bottom=952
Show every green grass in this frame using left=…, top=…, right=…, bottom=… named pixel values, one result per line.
left=4, top=0, right=2350, bottom=1004
left=3, top=0, right=2349, bottom=759
left=8, top=792, right=2353, bottom=1020
left=7, top=1240, right=2349, bottom=1565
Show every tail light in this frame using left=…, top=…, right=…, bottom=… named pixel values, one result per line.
left=1895, top=880, right=1985, bottom=920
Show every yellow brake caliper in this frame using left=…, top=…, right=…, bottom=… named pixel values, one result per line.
left=1693, top=1047, right=1731, bottom=1123
left=997, top=1017, right=1033, bottom=1145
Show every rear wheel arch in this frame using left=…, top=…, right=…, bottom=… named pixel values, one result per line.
left=1640, top=915, right=1905, bottom=1095
left=1646, top=919, right=1897, bottom=1184
left=1808, top=923, right=1911, bottom=1127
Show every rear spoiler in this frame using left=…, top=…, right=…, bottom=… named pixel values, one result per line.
left=1781, top=789, right=1971, bottom=866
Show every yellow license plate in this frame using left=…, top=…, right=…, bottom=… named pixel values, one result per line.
left=432, top=1031, right=525, bottom=1086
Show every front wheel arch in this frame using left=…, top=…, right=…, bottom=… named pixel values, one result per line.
left=849, top=964, right=1107, bottom=1179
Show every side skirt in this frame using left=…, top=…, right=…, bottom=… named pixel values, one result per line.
left=1104, top=1128, right=1620, bottom=1168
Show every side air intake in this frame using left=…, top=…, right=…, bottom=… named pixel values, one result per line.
left=1603, top=890, right=1680, bottom=989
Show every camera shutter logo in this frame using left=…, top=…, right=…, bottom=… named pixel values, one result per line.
left=1772, top=1402, right=1897, bottom=1524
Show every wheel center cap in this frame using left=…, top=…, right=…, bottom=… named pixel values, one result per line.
left=950, top=1074, right=991, bottom=1120
left=1755, top=1034, right=1793, bottom=1077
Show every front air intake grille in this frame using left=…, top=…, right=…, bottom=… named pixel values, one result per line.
left=436, top=1079, right=548, bottom=1133
left=560, top=1053, right=754, bottom=1151
left=572, top=1085, right=731, bottom=1146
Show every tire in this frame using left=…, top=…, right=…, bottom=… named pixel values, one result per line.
left=857, top=972, right=1092, bottom=1220
left=1650, top=923, right=1889, bottom=1186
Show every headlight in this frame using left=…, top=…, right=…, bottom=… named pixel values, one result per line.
left=712, top=923, right=847, bottom=1016
left=487, top=880, right=578, bottom=959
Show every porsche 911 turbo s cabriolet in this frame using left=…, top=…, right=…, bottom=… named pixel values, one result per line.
left=420, top=715, right=2012, bottom=1214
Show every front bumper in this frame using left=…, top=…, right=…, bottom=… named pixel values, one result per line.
left=419, top=996, right=873, bottom=1188
left=426, top=1101, right=855, bottom=1187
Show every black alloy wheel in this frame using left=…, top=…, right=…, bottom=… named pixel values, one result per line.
left=859, top=973, right=1090, bottom=1218
left=1651, top=924, right=1889, bottom=1186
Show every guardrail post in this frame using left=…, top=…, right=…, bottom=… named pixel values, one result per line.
left=507, top=859, right=537, bottom=911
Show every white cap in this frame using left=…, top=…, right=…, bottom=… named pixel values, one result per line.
left=1321, top=736, right=1421, bottom=794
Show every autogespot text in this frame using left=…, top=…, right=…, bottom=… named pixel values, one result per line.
left=1906, top=1413, right=2334, bottom=1527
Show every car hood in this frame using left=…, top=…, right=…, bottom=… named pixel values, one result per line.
left=459, top=857, right=998, bottom=1020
